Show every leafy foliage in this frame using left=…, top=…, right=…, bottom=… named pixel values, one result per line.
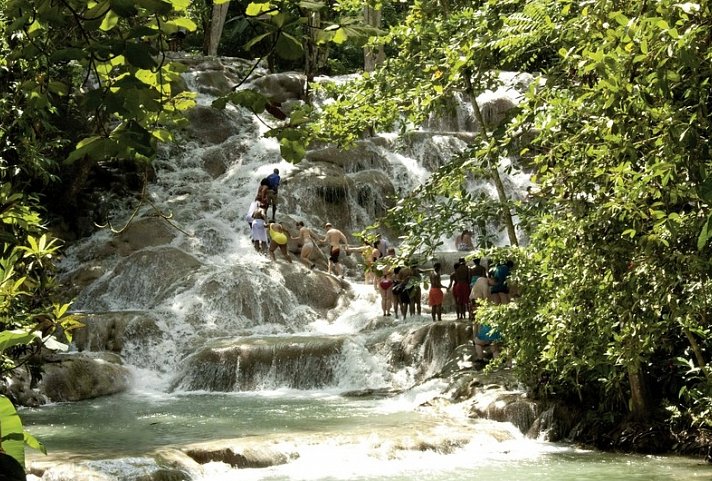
left=301, top=0, right=712, bottom=428
left=0, top=0, right=200, bottom=467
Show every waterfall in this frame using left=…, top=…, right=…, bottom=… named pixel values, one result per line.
left=54, top=59, right=531, bottom=396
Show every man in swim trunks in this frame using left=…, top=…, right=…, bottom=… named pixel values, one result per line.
left=265, top=168, right=280, bottom=222
left=428, top=263, right=444, bottom=322
left=268, top=222, right=292, bottom=263
left=291, top=221, right=318, bottom=269
left=321, top=222, right=349, bottom=277
left=447, top=258, right=471, bottom=320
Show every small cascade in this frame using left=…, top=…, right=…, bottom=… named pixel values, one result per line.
left=171, top=336, right=346, bottom=391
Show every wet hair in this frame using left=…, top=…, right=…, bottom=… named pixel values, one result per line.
left=296, top=221, right=304, bottom=227
left=433, top=262, right=441, bottom=270
left=260, top=178, right=269, bottom=186
left=325, top=222, right=333, bottom=228
left=274, top=168, right=279, bottom=174
left=506, top=260, right=515, bottom=268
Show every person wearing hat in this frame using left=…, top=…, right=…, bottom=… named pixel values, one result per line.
left=321, top=222, right=349, bottom=277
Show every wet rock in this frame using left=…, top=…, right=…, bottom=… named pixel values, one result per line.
left=200, top=147, right=229, bottom=178
left=184, top=445, right=295, bottom=468
left=282, top=269, right=342, bottom=310
left=247, top=72, right=306, bottom=103
left=73, top=311, right=161, bottom=354
left=171, top=336, right=345, bottom=392
left=40, top=352, right=130, bottom=402
left=110, top=217, right=178, bottom=256
left=74, top=247, right=203, bottom=311
left=184, top=105, right=241, bottom=144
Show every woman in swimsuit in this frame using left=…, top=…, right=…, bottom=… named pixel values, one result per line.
left=291, top=221, right=318, bottom=269
left=268, top=222, right=292, bottom=263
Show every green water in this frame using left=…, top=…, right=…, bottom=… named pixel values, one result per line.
left=20, top=389, right=712, bottom=480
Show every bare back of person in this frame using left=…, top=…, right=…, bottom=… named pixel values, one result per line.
left=322, top=224, right=348, bottom=276
left=293, top=224, right=317, bottom=268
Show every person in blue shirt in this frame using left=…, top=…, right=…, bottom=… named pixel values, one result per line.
left=490, top=260, right=514, bottom=304
left=265, top=168, right=280, bottom=221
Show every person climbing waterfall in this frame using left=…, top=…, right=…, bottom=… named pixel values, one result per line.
left=250, top=209, right=268, bottom=253
left=320, top=222, right=349, bottom=277
left=266, top=168, right=280, bottom=222
left=257, top=178, right=270, bottom=211
left=268, top=222, right=292, bottom=263
left=291, top=221, right=319, bottom=269
left=245, top=196, right=260, bottom=229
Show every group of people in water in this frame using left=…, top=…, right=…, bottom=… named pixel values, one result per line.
left=245, top=168, right=514, bottom=362
left=245, top=168, right=366, bottom=276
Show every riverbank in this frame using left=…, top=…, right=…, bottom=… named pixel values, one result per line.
left=437, top=352, right=712, bottom=463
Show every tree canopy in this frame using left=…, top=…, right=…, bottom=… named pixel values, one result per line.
left=304, top=0, right=712, bottom=429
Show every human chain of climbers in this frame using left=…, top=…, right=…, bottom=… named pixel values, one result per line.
left=243, top=166, right=517, bottom=365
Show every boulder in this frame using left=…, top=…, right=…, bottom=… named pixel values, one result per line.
left=247, top=72, right=306, bottom=103
left=184, top=105, right=241, bottom=145
left=40, top=352, right=130, bottom=402
left=110, top=217, right=178, bottom=257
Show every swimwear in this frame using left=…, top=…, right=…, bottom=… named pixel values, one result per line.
left=251, top=219, right=268, bottom=243
left=269, top=225, right=288, bottom=245
left=329, top=247, right=341, bottom=263
left=379, top=279, right=393, bottom=291
left=477, top=324, right=502, bottom=342
left=428, top=287, right=444, bottom=306
left=453, top=281, right=470, bottom=306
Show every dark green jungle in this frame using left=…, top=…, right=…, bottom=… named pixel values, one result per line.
left=0, top=0, right=710, bottom=471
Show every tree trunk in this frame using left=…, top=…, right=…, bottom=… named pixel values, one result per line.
left=363, top=6, right=384, bottom=72
left=628, top=363, right=649, bottom=420
left=305, top=10, right=320, bottom=82
left=204, top=1, right=230, bottom=56
left=463, top=72, right=519, bottom=246
left=684, top=326, right=710, bottom=380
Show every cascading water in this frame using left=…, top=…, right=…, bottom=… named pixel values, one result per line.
left=20, top=57, right=710, bottom=481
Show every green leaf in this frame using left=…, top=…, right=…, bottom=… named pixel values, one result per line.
left=280, top=138, right=306, bottom=163
left=0, top=396, right=26, bottom=468
left=167, top=17, right=197, bottom=32
left=100, top=10, right=120, bottom=31
left=332, top=28, right=348, bottom=45
left=275, top=32, right=304, bottom=60
left=49, top=48, right=86, bottom=62
left=244, top=32, right=272, bottom=50
left=246, top=2, right=272, bottom=16
left=48, top=81, right=68, bottom=96
left=218, top=89, right=269, bottom=113
left=110, top=0, right=139, bottom=17
left=125, top=42, right=157, bottom=69
left=151, top=128, right=173, bottom=142
left=136, top=0, right=173, bottom=15
left=0, top=330, right=38, bottom=353
left=699, top=177, right=712, bottom=203
left=23, top=432, right=46, bottom=455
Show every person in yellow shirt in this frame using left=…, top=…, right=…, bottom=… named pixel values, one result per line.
left=268, top=222, right=292, bottom=263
